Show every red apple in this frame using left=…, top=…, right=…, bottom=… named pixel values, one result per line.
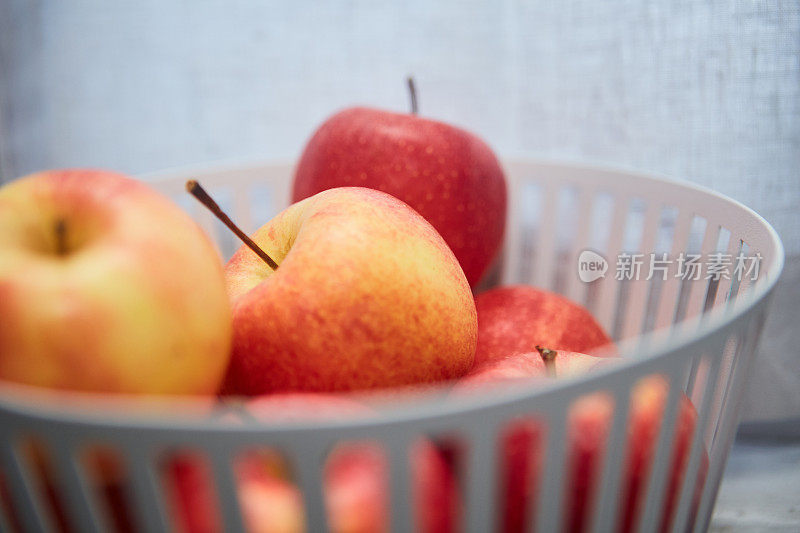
left=222, top=187, right=477, bottom=395
left=0, top=169, right=231, bottom=394
left=291, top=106, right=507, bottom=288
left=453, top=349, right=706, bottom=533
left=168, top=394, right=456, bottom=533
left=474, top=285, right=613, bottom=368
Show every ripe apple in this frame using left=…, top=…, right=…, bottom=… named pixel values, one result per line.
left=474, top=285, right=614, bottom=367
left=454, top=349, right=705, bottom=533
left=0, top=169, right=231, bottom=394
left=222, top=187, right=477, bottom=395
left=291, top=105, right=507, bottom=288
left=168, top=394, right=456, bottom=533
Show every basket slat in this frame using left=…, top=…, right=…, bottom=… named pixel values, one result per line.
left=51, top=445, right=106, bottom=533
left=620, top=202, right=663, bottom=341
left=462, top=424, right=500, bottom=533
left=532, top=405, right=568, bottom=533
left=693, top=314, right=765, bottom=533
left=684, top=222, right=721, bottom=321
left=593, top=193, right=633, bottom=333
left=670, top=349, right=722, bottom=533
left=531, top=182, right=559, bottom=290
left=209, top=452, right=247, bottom=533
left=564, top=186, right=595, bottom=305
left=125, top=448, right=173, bottom=533
left=636, top=363, right=687, bottom=531
left=292, top=444, right=329, bottom=533
left=0, top=441, right=54, bottom=533
left=589, top=388, right=634, bottom=533
left=387, top=437, right=414, bottom=533
left=653, top=209, right=695, bottom=331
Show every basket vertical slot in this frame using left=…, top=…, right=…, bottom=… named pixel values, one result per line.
left=386, top=437, right=413, bottom=533
left=51, top=444, right=107, bottom=533
left=513, top=180, right=542, bottom=285
left=291, top=442, right=329, bottom=532
left=0, top=439, right=54, bottom=532
left=501, top=170, right=524, bottom=284
left=640, top=206, right=680, bottom=335
left=725, top=241, right=751, bottom=305
left=582, top=192, right=616, bottom=315
left=705, top=230, right=739, bottom=313
left=692, top=314, right=767, bottom=533
left=682, top=222, right=721, bottom=322
left=531, top=405, right=568, bottom=533
left=530, top=182, right=560, bottom=290
left=588, top=387, right=634, bottom=533
left=209, top=450, right=247, bottom=533
left=550, top=186, right=580, bottom=296
left=563, top=187, right=595, bottom=305
left=592, top=194, right=633, bottom=333
left=635, top=364, right=689, bottom=532
left=619, top=202, right=662, bottom=341
left=670, top=349, right=724, bottom=533
left=728, top=242, right=764, bottom=311
left=125, top=447, right=172, bottom=533
left=653, top=210, right=695, bottom=331
left=461, top=424, right=499, bottom=533
left=705, top=336, right=741, bottom=449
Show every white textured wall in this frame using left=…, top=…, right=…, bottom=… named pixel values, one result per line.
left=1, top=0, right=798, bottom=252
left=0, top=0, right=798, bottom=420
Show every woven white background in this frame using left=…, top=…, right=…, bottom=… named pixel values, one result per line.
left=0, top=0, right=798, bottom=421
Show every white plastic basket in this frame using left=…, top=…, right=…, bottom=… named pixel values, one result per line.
left=0, top=160, right=784, bottom=533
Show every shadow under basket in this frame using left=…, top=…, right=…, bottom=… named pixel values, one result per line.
left=0, top=159, right=784, bottom=532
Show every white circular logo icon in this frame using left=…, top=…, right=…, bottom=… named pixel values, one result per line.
left=578, top=250, right=608, bottom=282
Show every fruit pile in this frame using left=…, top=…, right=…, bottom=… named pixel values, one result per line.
left=0, top=85, right=705, bottom=532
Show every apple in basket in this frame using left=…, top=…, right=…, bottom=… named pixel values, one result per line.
left=473, top=285, right=615, bottom=367
left=184, top=182, right=477, bottom=395
left=291, top=78, right=507, bottom=288
left=0, top=169, right=231, bottom=394
left=167, top=394, right=457, bottom=533
left=453, top=348, right=708, bottom=533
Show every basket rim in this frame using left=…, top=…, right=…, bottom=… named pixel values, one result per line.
left=0, top=158, right=786, bottom=433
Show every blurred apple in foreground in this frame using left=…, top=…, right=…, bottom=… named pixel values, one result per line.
left=0, top=169, right=231, bottom=394
left=291, top=83, right=507, bottom=288
left=474, top=285, right=613, bottom=367
left=169, top=394, right=456, bottom=533
left=454, top=349, right=706, bottom=533
left=222, top=187, right=477, bottom=395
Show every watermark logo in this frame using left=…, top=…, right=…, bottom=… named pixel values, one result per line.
left=577, top=250, right=762, bottom=283
left=578, top=250, right=608, bottom=282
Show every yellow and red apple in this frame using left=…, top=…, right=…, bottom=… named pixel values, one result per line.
left=0, top=169, right=232, bottom=395
left=222, top=187, right=477, bottom=395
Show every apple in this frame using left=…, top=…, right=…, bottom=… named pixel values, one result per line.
left=453, top=349, right=705, bottom=533
left=0, top=169, right=231, bottom=394
left=167, top=394, right=456, bottom=533
left=221, top=187, right=477, bottom=395
left=473, top=285, right=614, bottom=367
left=291, top=102, right=507, bottom=288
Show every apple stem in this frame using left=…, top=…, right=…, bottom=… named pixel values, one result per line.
left=407, top=76, right=418, bottom=115
left=54, top=218, right=67, bottom=256
left=535, top=345, right=558, bottom=378
left=185, top=180, right=279, bottom=270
